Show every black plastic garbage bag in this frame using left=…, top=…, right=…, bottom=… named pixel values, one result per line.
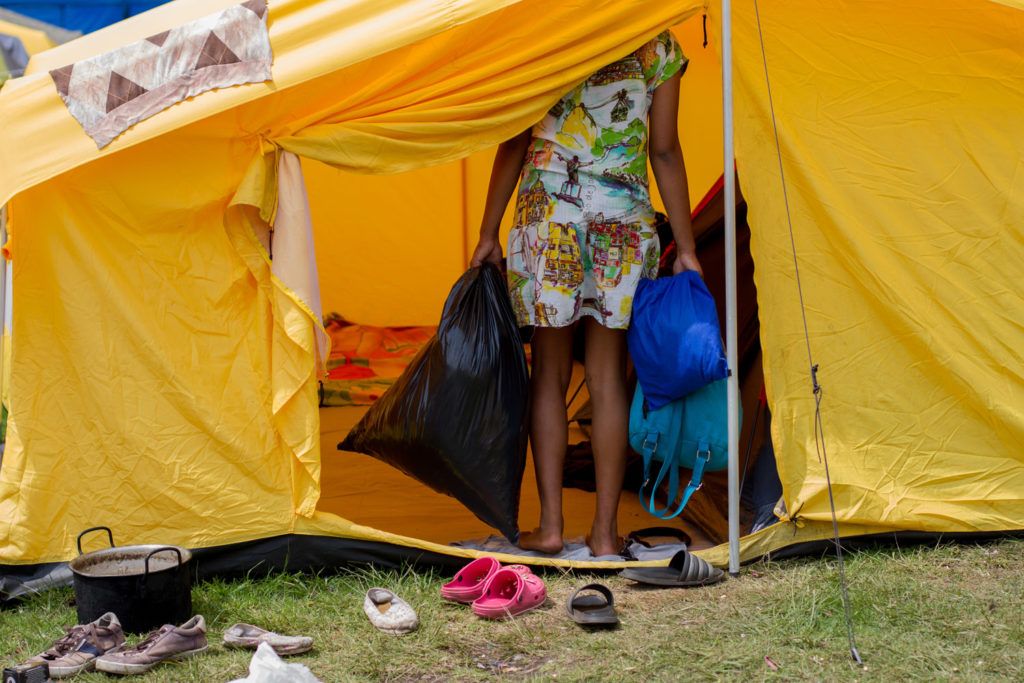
left=339, top=264, right=530, bottom=542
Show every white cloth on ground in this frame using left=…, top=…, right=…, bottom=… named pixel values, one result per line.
left=228, top=642, right=321, bottom=683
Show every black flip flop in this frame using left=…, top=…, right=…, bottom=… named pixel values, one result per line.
left=627, top=526, right=693, bottom=549
left=619, top=549, right=725, bottom=587
left=565, top=583, right=619, bottom=627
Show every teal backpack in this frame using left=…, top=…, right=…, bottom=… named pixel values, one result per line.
left=628, top=378, right=738, bottom=520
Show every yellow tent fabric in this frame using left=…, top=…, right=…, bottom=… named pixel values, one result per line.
left=716, top=0, right=1024, bottom=548
left=306, top=14, right=723, bottom=326
left=0, top=13, right=55, bottom=401
left=0, top=0, right=1021, bottom=570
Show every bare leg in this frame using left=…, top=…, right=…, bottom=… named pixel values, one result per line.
left=518, top=325, right=574, bottom=554
left=582, top=317, right=630, bottom=557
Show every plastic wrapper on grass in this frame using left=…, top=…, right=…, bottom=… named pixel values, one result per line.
left=339, top=264, right=530, bottom=542
left=229, top=642, right=322, bottom=683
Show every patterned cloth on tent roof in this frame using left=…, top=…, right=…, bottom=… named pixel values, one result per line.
left=319, top=314, right=435, bottom=407
left=49, top=0, right=272, bottom=148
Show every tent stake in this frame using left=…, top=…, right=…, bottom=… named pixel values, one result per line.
left=722, top=0, right=741, bottom=578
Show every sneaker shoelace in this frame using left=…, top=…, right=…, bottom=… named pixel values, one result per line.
left=124, top=626, right=173, bottom=653
left=43, top=623, right=98, bottom=658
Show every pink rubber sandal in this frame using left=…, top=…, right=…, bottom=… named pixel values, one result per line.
left=441, top=557, right=501, bottom=603
left=471, top=567, right=547, bottom=619
left=504, top=564, right=534, bottom=576
left=441, top=559, right=536, bottom=604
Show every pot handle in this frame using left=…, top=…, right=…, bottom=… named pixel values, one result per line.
left=143, top=547, right=183, bottom=579
left=77, top=526, right=115, bottom=555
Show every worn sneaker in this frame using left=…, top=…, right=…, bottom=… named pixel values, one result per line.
left=223, top=623, right=314, bottom=655
left=25, top=612, right=125, bottom=678
left=94, top=615, right=208, bottom=675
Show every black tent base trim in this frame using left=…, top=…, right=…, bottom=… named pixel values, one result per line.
left=0, top=535, right=467, bottom=603
left=3, top=529, right=1022, bottom=604
left=0, top=534, right=619, bottom=603
left=758, top=529, right=1024, bottom=564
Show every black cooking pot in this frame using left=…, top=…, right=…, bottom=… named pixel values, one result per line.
left=70, top=527, right=193, bottom=634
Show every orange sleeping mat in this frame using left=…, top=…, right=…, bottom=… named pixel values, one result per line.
left=320, top=314, right=435, bottom=406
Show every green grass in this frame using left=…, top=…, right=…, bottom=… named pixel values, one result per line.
left=2, top=539, right=1022, bottom=681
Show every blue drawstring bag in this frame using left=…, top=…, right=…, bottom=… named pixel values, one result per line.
left=627, top=271, right=728, bottom=410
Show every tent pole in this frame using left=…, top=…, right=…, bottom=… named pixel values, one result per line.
left=722, top=0, right=741, bottom=577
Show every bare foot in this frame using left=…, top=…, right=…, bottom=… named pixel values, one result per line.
left=586, top=533, right=624, bottom=558
left=518, top=528, right=564, bottom=554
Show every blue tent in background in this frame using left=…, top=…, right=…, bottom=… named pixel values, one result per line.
left=0, top=1, right=168, bottom=34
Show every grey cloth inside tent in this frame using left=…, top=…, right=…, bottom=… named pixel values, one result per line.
left=452, top=535, right=686, bottom=562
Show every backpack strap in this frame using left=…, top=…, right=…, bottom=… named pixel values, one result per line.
left=640, top=436, right=712, bottom=521
left=639, top=429, right=683, bottom=520
left=639, top=430, right=676, bottom=519
left=671, top=439, right=712, bottom=516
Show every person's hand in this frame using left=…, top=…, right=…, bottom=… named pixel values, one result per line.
left=470, top=236, right=503, bottom=268
left=673, top=250, right=703, bottom=278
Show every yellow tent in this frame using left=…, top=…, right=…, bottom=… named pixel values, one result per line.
left=0, top=0, right=1021, bottom=585
left=0, top=20, right=54, bottom=57
left=0, top=8, right=80, bottom=53
left=0, top=8, right=79, bottom=84
left=0, top=21, right=46, bottom=85
left=0, top=8, right=76, bottom=408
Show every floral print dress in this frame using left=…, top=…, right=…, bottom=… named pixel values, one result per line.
left=507, top=30, right=687, bottom=329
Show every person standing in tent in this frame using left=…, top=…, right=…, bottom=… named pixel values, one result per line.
left=471, top=30, right=702, bottom=556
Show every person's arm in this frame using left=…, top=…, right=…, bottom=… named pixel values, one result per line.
left=649, top=72, right=703, bottom=277
left=470, top=129, right=533, bottom=267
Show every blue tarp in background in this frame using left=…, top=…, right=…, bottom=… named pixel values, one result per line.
left=0, top=1, right=169, bottom=34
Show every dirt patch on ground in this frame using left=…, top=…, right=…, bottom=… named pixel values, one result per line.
left=469, top=645, right=549, bottom=677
